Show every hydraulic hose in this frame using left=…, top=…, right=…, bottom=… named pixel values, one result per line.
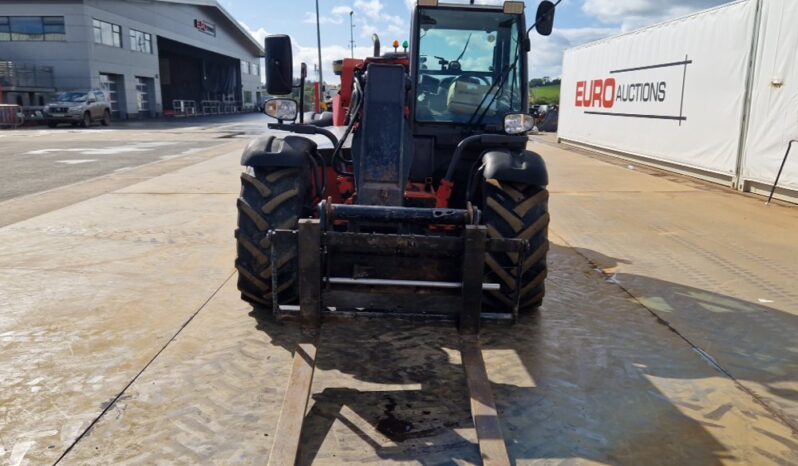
left=331, top=73, right=364, bottom=176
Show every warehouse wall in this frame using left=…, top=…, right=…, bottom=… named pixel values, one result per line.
left=1, top=0, right=262, bottom=118
left=0, top=1, right=94, bottom=90
left=85, top=0, right=262, bottom=116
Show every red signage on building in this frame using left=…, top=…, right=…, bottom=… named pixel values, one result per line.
left=194, top=19, right=216, bottom=37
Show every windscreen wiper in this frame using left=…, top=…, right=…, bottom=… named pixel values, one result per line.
left=455, top=33, right=472, bottom=62
left=465, top=54, right=519, bottom=129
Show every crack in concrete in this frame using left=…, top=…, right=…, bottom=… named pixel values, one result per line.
left=51, top=270, right=236, bottom=465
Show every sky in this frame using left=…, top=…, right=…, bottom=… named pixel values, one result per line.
left=222, top=0, right=736, bottom=84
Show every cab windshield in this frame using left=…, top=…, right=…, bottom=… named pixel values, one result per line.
left=415, top=8, right=523, bottom=125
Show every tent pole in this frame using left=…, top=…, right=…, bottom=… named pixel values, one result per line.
left=733, top=0, right=765, bottom=191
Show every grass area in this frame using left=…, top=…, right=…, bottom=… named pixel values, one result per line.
left=530, top=84, right=560, bottom=104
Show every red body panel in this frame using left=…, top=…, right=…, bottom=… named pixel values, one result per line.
left=333, top=58, right=364, bottom=126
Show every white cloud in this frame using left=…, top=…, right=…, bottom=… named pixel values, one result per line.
left=332, top=5, right=354, bottom=15
left=239, top=21, right=268, bottom=45
left=528, top=26, right=619, bottom=78
left=354, top=0, right=384, bottom=20
left=293, top=44, right=377, bottom=85
left=385, top=14, right=405, bottom=27
left=582, top=0, right=732, bottom=31
left=360, top=22, right=379, bottom=38
left=524, top=1, right=733, bottom=79
left=387, top=24, right=405, bottom=37
left=303, top=11, right=344, bottom=25
left=351, top=1, right=408, bottom=41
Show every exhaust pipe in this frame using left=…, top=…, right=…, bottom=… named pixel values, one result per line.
left=372, top=33, right=381, bottom=57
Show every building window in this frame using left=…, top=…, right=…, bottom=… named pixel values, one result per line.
left=0, top=17, right=8, bottom=41
left=10, top=17, right=43, bottom=41
left=250, top=62, right=260, bottom=76
left=241, top=61, right=249, bottom=75
left=93, top=19, right=121, bottom=48
left=0, top=16, right=65, bottom=41
left=43, top=16, right=65, bottom=40
left=129, top=29, right=152, bottom=53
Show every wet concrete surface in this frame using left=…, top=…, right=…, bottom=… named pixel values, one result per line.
left=535, top=135, right=798, bottom=433
left=53, top=244, right=798, bottom=465
left=1, top=127, right=797, bottom=464
left=0, top=153, right=240, bottom=465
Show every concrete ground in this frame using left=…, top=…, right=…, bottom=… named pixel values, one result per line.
left=0, top=125, right=797, bottom=465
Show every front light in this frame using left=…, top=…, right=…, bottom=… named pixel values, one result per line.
left=504, top=113, right=535, bottom=134
left=503, top=1, right=525, bottom=14
left=264, top=98, right=298, bottom=121
left=68, top=107, right=82, bottom=113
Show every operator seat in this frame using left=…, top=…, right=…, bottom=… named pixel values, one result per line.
left=447, top=77, right=495, bottom=115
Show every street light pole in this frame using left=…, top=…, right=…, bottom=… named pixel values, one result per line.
left=315, top=0, right=323, bottom=89
left=349, top=11, right=355, bottom=58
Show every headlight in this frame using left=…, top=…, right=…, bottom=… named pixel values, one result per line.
left=264, top=98, right=298, bottom=121
left=68, top=107, right=82, bottom=113
left=503, top=113, right=535, bottom=135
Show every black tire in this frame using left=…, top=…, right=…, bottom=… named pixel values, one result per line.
left=482, top=179, right=549, bottom=313
left=101, top=110, right=111, bottom=126
left=235, top=166, right=308, bottom=309
left=81, top=112, right=91, bottom=128
left=47, top=121, right=57, bottom=128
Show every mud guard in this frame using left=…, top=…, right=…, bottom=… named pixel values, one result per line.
left=240, top=135, right=315, bottom=168
left=481, top=148, right=548, bottom=186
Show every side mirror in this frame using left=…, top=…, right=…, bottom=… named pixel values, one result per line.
left=87, top=99, right=96, bottom=104
left=265, top=35, right=294, bottom=95
left=535, top=1, right=555, bottom=36
left=264, top=98, right=298, bottom=121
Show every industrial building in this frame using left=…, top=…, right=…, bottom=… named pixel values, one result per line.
left=0, top=0, right=264, bottom=119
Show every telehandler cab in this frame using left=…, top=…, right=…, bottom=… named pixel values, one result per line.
left=235, top=1, right=558, bottom=463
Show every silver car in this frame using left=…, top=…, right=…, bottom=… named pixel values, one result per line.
left=44, top=90, right=112, bottom=128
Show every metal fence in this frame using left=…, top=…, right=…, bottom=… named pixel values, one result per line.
left=0, top=104, right=24, bottom=128
left=172, top=100, right=197, bottom=117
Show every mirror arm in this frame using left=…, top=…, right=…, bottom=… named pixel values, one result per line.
left=296, top=63, right=307, bottom=123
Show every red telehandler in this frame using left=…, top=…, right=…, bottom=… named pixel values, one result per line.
left=235, top=1, right=559, bottom=463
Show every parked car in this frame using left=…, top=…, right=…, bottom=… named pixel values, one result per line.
left=44, top=90, right=112, bottom=128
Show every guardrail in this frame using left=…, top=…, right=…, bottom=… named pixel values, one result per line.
left=0, top=104, right=24, bottom=128
left=172, top=99, right=197, bottom=117
left=166, top=99, right=246, bottom=118
left=201, top=100, right=221, bottom=114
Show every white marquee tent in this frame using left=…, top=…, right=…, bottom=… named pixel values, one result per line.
left=558, top=0, right=798, bottom=202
